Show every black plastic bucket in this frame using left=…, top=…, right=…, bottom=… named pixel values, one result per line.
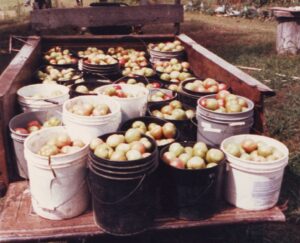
left=148, top=102, right=197, bottom=141
left=69, top=81, right=111, bottom=98
left=177, top=90, right=200, bottom=108
left=88, top=132, right=158, bottom=235
left=148, top=88, right=178, bottom=107
left=179, top=79, right=229, bottom=108
left=159, top=141, right=225, bottom=220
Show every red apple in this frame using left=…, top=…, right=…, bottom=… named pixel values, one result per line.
left=14, top=128, right=29, bottom=135
left=170, top=158, right=185, bottom=169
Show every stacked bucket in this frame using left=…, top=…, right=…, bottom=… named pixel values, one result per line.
left=88, top=132, right=159, bottom=235
left=8, top=40, right=290, bottom=237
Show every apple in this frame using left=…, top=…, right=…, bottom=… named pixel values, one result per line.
left=242, top=139, right=258, bottom=153
left=225, top=143, right=241, bottom=157
left=187, top=156, right=206, bottom=169
left=125, top=128, right=142, bottom=143
left=14, top=128, right=29, bottom=135
left=169, top=142, right=184, bottom=156
left=106, top=134, right=125, bottom=148
left=162, top=122, right=176, bottom=139
left=205, top=148, right=224, bottom=164
left=170, top=158, right=185, bottom=169
left=126, top=149, right=142, bottom=160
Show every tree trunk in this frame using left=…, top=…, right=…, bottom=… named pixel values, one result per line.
left=276, top=18, right=300, bottom=55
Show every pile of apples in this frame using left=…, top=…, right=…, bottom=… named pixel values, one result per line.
left=108, top=47, right=147, bottom=67
left=199, top=90, right=249, bottom=113
left=83, top=54, right=118, bottom=65
left=90, top=130, right=153, bottom=161
left=14, top=117, right=61, bottom=135
left=167, top=84, right=180, bottom=92
left=37, top=66, right=81, bottom=84
left=162, top=142, right=224, bottom=169
left=102, top=85, right=136, bottom=98
left=122, top=66, right=155, bottom=77
left=126, top=121, right=176, bottom=147
left=148, top=40, right=184, bottom=52
left=145, top=81, right=161, bottom=89
left=151, top=100, right=195, bottom=120
left=44, top=46, right=77, bottom=65
left=68, top=101, right=111, bottom=116
left=75, top=85, right=97, bottom=95
left=154, top=58, right=192, bottom=83
left=148, top=89, right=174, bottom=102
left=224, top=139, right=284, bottom=162
left=184, top=78, right=227, bottom=93
left=154, top=58, right=190, bottom=73
left=37, top=134, right=85, bottom=157
left=117, top=78, right=147, bottom=87
left=77, top=47, right=104, bottom=58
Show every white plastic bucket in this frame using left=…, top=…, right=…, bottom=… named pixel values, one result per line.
left=24, top=126, right=89, bottom=220
left=196, top=95, right=254, bottom=147
left=94, top=84, right=149, bottom=122
left=62, top=95, right=122, bottom=143
left=9, top=110, right=62, bottom=179
left=17, top=84, right=69, bottom=112
left=221, top=134, right=289, bottom=210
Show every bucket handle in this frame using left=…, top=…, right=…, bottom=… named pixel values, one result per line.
left=178, top=174, right=215, bottom=208
left=89, top=174, right=146, bottom=205
left=31, top=177, right=88, bottom=212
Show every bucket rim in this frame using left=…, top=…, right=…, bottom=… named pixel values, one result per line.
left=17, top=83, right=70, bottom=100
left=89, top=131, right=158, bottom=165
left=62, top=95, right=121, bottom=119
left=148, top=100, right=195, bottom=123
left=197, top=94, right=255, bottom=116
left=181, top=78, right=229, bottom=97
left=220, top=134, right=289, bottom=166
left=24, top=126, right=89, bottom=161
left=159, top=140, right=225, bottom=172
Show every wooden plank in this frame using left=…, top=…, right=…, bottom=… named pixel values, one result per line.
left=0, top=181, right=285, bottom=242
left=273, top=10, right=300, bottom=18
left=177, top=34, right=274, bottom=133
left=30, top=5, right=184, bottom=30
left=0, top=37, right=41, bottom=187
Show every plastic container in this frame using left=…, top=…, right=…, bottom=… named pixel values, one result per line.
left=9, top=110, right=62, bottom=179
left=69, top=81, right=111, bottom=98
left=160, top=141, right=225, bottom=220
left=221, top=134, right=289, bottom=210
left=148, top=101, right=197, bottom=141
left=95, top=84, right=149, bottom=123
left=17, top=84, right=69, bottom=112
left=24, top=126, right=90, bottom=220
left=88, top=132, right=158, bottom=235
left=62, top=95, right=122, bottom=144
left=148, top=88, right=177, bottom=106
left=196, top=95, right=254, bottom=147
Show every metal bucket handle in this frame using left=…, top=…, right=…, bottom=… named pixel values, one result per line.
left=89, top=174, right=146, bottom=205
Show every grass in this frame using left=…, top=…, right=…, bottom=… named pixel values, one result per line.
left=1, top=10, right=300, bottom=243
